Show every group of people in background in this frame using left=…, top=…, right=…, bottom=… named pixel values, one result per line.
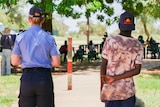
left=59, top=31, right=159, bottom=63
left=59, top=39, right=100, bottom=63
left=138, top=35, right=159, bottom=59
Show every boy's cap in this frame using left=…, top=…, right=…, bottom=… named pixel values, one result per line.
left=118, top=11, right=135, bottom=31
left=29, top=6, right=44, bottom=18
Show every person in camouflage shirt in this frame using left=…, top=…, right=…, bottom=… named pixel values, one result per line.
left=100, top=11, right=143, bottom=107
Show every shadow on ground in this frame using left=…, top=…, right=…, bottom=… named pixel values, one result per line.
left=11, top=61, right=160, bottom=75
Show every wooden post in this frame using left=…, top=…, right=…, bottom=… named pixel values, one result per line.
left=67, top=38, right=72, bottom=90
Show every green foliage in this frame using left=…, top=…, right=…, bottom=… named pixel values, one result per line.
left=1, top=0, right=160, bottom=38
left=120, top=0, right=144, bottom=16
left=0, top=0, right=18, bottom=8
left=104, top=7, right=114, bottom=16
left=0, top=0, right=30, bottom=30
left=27, top=0, right=56, bottom=13
left=147, top=1, right=160, bottom=19
left=86, top=0, right=102, bottom=12
left=0, top=8, right=29, bottom=30
left=57, top=0, right=82, bottom=19
left=57, top=0, right=116, bottom=25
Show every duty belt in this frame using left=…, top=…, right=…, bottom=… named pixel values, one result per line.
left=23, top=67, right=51, bottom=72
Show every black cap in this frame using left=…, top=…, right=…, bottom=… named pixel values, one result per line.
left=29, top=6, right=44, bottom=18
left=118, top=11, right=135, bottom=31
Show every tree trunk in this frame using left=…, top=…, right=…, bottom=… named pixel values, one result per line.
left=42, top=13, right=53, bottom=34
left=141, top=15, right=150, bottom=40
left=41, top=0, right=53, bottom=34
left=86, top=17, right=90, bottom=44
left=143, top=22, right=150, bottom=39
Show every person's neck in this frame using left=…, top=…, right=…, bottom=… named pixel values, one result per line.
left=31, top=24, right=40, bottom=26
left=119, top=30, right=132, bottom=37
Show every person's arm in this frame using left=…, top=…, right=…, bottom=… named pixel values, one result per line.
left=100, top=57, right=108, bottom=91
left=11, top=54, right=22, bottom=66
left=105, top=64, right=141, bottom=84
left=51, top=55, right=60, bottom=67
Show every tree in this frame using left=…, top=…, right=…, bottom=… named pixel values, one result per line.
left=0, top=0, right=29, bottom=30
left=57, top=0, right=116, bottom=43
left=0, top=0, right=57, bottom=33
left=26, top=0, right=57, bottom=33
left=143, top=1, right=160, bottom=39
left=1, top=0, right=160, bottom=41
left=57, top=0, right=160, bottom=43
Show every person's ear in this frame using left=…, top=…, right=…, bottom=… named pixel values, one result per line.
left=41, top=18, right=45, bottom=24
left=40, top=18, right=45, bottom=27
left=28, top=17, right=32, bottom=24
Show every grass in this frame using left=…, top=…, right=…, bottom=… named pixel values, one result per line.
left=135, top=73, right=160, bottom=107
left=0, top=73, right=160, bottom=107
left=0, top=75, right=20, bottom=107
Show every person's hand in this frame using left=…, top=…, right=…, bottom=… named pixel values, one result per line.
left=101, top=98, right=105, bottom=102
left=105, top=75, right=115, bottom=84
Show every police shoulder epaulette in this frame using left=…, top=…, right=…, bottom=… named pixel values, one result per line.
left=17, top=30, right=26, bottom=35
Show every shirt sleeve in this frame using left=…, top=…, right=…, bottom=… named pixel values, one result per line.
left=12, top=36, right=21, bottom=55
left=101, top=38, right=109, bottom=60
left=135, top=44, right=144, bottom=64
left=50, top=37, right=60, bottom=56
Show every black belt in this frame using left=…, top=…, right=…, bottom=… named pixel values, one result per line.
left=23, top=67, right=51, bottom=72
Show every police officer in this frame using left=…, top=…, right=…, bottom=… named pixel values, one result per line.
left=11, top=6, right=60, bottom=107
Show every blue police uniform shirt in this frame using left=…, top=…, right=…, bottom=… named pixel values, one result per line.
left=12, top=26, right=60, bottom=68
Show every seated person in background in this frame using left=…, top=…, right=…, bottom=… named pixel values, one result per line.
left=147, top=37, right=159, bottom=59
left=138, top=35, right=145, bottom=58
left=88, top=40, right=97, bottom=61
left=138, top=35, right=144, bottom=45
left=88, top=40, right=95, bottom=52
left=73, top=45, right=84, bottom=62
left=59, top=40, right=67, bottom=62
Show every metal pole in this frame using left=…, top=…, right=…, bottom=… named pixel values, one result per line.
left=67, top=38, right=72, bottom=90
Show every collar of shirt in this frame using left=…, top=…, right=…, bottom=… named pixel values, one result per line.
left=30, top=25, right=41, bottom=31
